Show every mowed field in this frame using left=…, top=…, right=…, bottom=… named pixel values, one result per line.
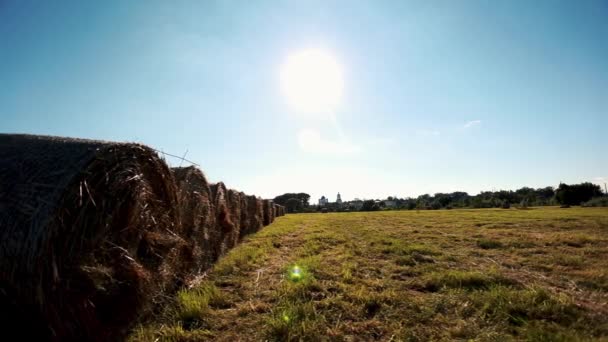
left=130, top=208, right=608, bottom=341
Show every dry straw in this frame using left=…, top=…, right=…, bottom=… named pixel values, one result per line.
left=0, top=134, right=285, bottom=340
left=172, top=166, right=215, bottom=275
left=0, top=134, right=183, bottom=340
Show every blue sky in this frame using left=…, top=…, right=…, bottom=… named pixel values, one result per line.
left=1, top=0, right=606, bottom=201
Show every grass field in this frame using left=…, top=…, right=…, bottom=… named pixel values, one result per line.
left=130, top=207, right=608, bottom=341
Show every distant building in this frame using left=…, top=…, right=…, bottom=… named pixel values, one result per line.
left=318, top=195, right=329, bottom=206
left=336, top=192, right=342, bottom=204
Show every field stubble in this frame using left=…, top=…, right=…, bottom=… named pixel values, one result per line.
left=130, top=207, right=608, bottom=341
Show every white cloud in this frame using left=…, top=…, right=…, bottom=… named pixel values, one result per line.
left=463, top=120, right=481, bottom=128
left=297, top=129, right=360, bottom=155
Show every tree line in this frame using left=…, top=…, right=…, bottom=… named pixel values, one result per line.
left=367, top=182, right=604, bottom=211
left=272, top=182, right=606, bottom=213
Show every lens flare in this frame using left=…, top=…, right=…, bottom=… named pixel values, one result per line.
left=289, top=265, right=303, bottom=281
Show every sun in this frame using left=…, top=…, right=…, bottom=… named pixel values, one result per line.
left=280, top=49, right=344, bottom=114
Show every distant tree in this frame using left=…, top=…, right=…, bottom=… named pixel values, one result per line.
left=273, top=193, right=311, bottom=206
left=416, top=194, right=431, bottom=208
left=515, top=187, right=537, bottom=205
left=555, top=182, right=602, bottom=205
left=361, top=200, right=379, bottom=211
left=285, top=198, right=304, bottom=213
left=536, top=186, right=555, bottom=202
left=450, top=192, right=470, bottom=207
left=404, top=200, right=417, bottom=210
left=433, top=193, right=452, bottom=208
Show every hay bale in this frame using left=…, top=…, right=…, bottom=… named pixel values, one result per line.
left=245, top=196, right=264, bottom=235
left=262, top=200, right=276, bottom=225
left=0, top=134, right=184, bottom=340
left=172, top=166, right=216, bottom=274
left=225, top=189, right=242, bottom=249
left=270, top=201, right=276, bottom=223
left=276, top=204, right=284, bottom=216
left=210, top=182, right=235, bottom=258
left=238, top=192, right=250, bottom=239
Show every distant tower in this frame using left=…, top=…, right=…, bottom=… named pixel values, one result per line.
left=336, top=192, right=342, bottom=204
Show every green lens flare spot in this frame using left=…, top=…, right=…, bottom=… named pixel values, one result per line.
left=289, top=265, right=303, bottom=281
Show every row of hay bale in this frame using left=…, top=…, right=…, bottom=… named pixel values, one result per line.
left=0, top=134, right=284, bottom=341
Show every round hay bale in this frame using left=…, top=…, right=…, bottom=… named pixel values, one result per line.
left=225, top=189, right=242, bottom=249
left=262, top=200, right=269, bottom=225
left=245, top=195, right=264, bottom=235
left=210, top=182, right=234, bottom=258
left=238, top=192, right=250, bottom=239
left=172, top=166, right=216, bottom=274
left=270, top=201, right=276, bottom=223
left=0, top=134, right=184, bottom=341
left=262, top=200, right=274, bottom=226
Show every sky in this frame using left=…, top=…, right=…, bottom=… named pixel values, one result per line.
left=1, top=0, right=607, bottom=202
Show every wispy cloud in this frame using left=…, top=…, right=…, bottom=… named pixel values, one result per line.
left=463, top=120, right=481, bottom=128
left=297, top=129, right=360, bottom=155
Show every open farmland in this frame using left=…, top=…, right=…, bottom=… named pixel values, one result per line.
left=131, top=207, right=608, bottom=341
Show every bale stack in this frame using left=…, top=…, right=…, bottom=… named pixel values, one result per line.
left=0, top=134, right=184, bottom=341
left=0, top=134, right=284, bottom=340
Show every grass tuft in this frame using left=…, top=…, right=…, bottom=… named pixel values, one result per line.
left=477, top=239, right=504, bottom=249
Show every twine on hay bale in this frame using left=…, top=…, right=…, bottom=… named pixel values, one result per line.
left=0, top=134, right=185, bottom=341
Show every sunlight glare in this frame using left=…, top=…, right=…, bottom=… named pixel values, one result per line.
left=280, top=49, right=344, bottom=114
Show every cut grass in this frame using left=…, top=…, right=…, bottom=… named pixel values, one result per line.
left=477, top=238, right=504, bottom=249
left=129, top=207, right=608, bottom=341
left=421, top=269, right=516, bottom=292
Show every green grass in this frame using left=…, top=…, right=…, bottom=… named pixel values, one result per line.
left=129, top=207, right=608, bottom=341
